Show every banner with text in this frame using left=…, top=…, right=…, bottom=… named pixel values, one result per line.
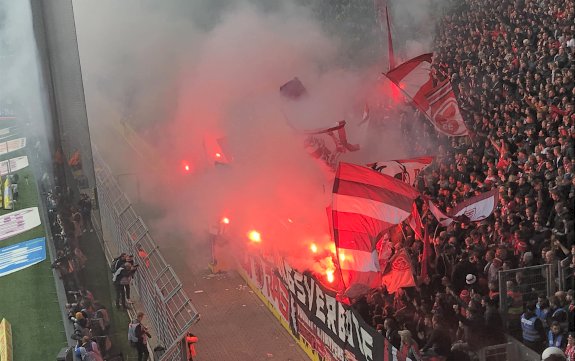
left=0, top=208, right=42, bottom=242
left=239, top=254, right=408, bottom=361
left=0, top=237, right=46, bottom=278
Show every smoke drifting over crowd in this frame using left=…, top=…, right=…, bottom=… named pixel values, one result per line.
left=73, top=0, right=439, bottom=279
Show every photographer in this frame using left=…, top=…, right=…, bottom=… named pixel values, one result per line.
left=112, top=262, right=139, bottom=309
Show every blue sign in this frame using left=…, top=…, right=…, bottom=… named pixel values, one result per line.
left=0, top=237, right=46, bottom=278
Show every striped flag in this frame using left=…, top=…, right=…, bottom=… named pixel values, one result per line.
left=386, top=53, right=434, bottom=112
left=332, top=163, right=419, bottom=298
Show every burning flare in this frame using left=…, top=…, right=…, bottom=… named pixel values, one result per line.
left=310, top=243, right=318, bottom=253
left=248, top=230, right=261, bottom=243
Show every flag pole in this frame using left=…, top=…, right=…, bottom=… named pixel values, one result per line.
left=385, top=3, right=395, bottom=71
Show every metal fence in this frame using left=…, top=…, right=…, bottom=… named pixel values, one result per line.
left=93, top=151, right=199, bottom=361
left=498, top=264, right=554, bottom=334
left=558, top=257, right=574, bottom=292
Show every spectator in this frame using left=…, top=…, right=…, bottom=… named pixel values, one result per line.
left=113, top=262, right=138, bottom=310
left=548, top=321, right=567, bottom=349
left=129, top=311, right=151, bottom=361
left=566, top=332, right=575, bottom=361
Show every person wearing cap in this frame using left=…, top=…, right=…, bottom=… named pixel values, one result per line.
left=522, top=301, right=546, bottom=353
left=542, top=346, right=567, bottom=361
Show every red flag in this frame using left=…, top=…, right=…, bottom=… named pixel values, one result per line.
left=425, top=80, right=469, bottom=136
left=420, top=224, right=430, bottom=279
left=381, top=249, right=415, bottom=293
left=332, top=163, right=419, bottom=298
left=386, top=54, right=469, bottom=137
left=427, top=189, right=499, bottom=226
left=407, top=202, right=423, bottom=240
left=303, top=121, right=359, bottom=170
left=385, top=53, right=434, bottom=111
left=367, top=156, right=433, bottom=186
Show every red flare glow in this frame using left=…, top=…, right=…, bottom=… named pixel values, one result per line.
left=215, top=153, right=222, bottom=158
left=221, top=217, right=230, bottom=224
left=248, top=230, right=261, bottom=243
left=326, top=269, right=334, bottom=283
left=310, top=243, right=318, bottom=253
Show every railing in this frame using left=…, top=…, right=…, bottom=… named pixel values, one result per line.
left=498, top=264, right=554, bottom=334
left=92, top=151, right=199, bottom=361
left=558, top=257, right=574, bottom=291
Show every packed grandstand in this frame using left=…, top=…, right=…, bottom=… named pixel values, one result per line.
left=347, top=0, right=575, bottom=359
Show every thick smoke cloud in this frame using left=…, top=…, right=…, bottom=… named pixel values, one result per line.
left=0, top=1, right=52, bottom=165
left=74, top=0, right=439, bottom=275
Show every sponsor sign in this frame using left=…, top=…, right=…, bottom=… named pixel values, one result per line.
left=238, top=254, right=409, bottom=361
left=0, top=156, right=29, bottom=177
left=0, top=237, right=46, bottom=278
left=0, top=138, right=26, bottom=156
left=0, top=208, right=41, bottom=242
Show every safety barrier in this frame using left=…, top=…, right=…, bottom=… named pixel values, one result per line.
left=558, top=257, right=574, bottom=291
left=476, top=336, right=540, bottom=361
left=0, top=318, right=13, bottom=361
left=92, top=151, right=199, bottom=361
left=498, top=264, right=554, bottom=333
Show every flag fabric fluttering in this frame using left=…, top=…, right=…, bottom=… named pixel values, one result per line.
left=427, top=189, right=499, bottom=226
left=385, top=54, right=469, bottom=137
left=279, top=77, right=307, bottom=100
left=425, top=80, right=469, bottom=136
left=385, top=53, right=434, bottom=111
left=367, top=156, right=434, bottom=186
left=407, top=201, right=424, bottom=240
left=420, top=224, right=430, bottom=279
left=331, top=163, right=419, bottom=298
left=381, top=248, right=415, bottom=294
left=304, top=121, right=359, bottom=171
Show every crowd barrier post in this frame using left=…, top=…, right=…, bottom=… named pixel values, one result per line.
left=558, top=257, right=574, bottom=291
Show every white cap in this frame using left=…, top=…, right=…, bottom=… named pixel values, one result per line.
left=541, top=347, right=565, bottom=360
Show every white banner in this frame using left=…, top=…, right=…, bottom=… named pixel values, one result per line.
left=0, top=156, right=29, bottom=177
left=0, top=208, right=41, bottom=242
left=0, top=138, right=26, bottom=156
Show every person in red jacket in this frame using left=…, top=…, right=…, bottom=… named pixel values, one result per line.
left=186, top=332, right=199, bottom=361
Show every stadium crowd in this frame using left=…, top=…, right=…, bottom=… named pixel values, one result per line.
left=48, top=187, right=114, bottom=361
left=357, top=0, right=575, bottom=359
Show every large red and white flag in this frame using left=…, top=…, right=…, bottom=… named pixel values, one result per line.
left=428, top=189, right=499, bottom=226
left=304, top=121, right=359, bottom=171
left=381, top=249, right=415, bottom=293
left=407, top=202, right=424, bottom=240
left=332, top=163, right=419, bottom=298
left=367, top=156, right=433, bottom=186
left=386, top=54, right=469, bottom=137
left=425, top=80, right=469, bottom=136
left=386, top=53, right=434, bottom=111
